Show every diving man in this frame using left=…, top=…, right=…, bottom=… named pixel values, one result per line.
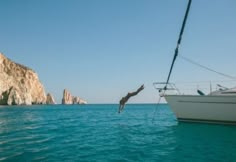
left=118, top=84, right=144, bottom=113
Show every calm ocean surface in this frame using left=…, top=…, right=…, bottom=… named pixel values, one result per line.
left=0, top=104, right=236, bottom=162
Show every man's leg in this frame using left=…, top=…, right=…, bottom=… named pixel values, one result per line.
left=118, top=104, right=125, bottom=113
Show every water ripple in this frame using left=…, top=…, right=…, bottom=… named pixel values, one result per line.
left=0, top=104, right=236, bottom=161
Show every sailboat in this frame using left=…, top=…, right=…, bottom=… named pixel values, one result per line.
left=157, top=0, right=236, bottom=125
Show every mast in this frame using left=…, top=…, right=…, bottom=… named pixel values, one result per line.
left=164, top=0, right=192, bottom=90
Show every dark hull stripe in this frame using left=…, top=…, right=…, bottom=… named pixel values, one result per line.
left=178, top=118, right=236, bottom=125
left=178, top=100, right=236, bottom=104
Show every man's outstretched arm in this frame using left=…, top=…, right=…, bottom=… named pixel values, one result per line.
left=126, top=84, right=144, bottom=97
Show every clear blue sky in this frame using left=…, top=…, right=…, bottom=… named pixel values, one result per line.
left=0, top=0, right=236, bottom=103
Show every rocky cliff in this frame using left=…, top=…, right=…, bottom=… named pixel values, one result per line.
left=0, top=53, right=47, bottom=105
left=62, top=89, right=87, bottom=104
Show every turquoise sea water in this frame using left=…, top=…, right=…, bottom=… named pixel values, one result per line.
left=0, top=104, right=236, bottom=162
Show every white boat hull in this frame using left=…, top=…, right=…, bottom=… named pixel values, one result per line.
left=165, top=95, right=236, bottom=124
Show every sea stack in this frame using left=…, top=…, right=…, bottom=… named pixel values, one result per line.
left=62, top=89, right=73, bottom=104
left=0, top=53, right=47, bottom=105
left=62, top=89, right=87, bottom=104
left=46, top=93, right=56, bottom=104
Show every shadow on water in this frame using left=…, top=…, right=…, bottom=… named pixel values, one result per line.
left=167, top=122, right=236, bottom=161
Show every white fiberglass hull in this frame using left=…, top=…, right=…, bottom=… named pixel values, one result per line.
left=165, top=95, right=236, bottom=124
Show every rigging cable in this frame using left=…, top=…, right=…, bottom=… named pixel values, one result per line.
left=152, top=0, right=192, bottom=123
left=152, top=93, right=163, bottom=123
left=164, top=0, right=192, bottom=89
left=179, top=55, right=236, bottom=80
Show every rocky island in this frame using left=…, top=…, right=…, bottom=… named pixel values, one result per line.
left=0, top=53, right=57, bottom=105
left=0, top=53, right=48, bottom=105
left=0, top=53, right=86, bottom=106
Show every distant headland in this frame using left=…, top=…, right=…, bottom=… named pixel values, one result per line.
left=0, top=53, right=87, bottom=106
